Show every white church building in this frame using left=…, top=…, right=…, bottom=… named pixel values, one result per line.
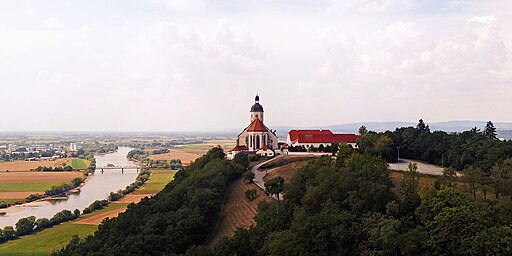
left=227, top=95, right=278, bottom=159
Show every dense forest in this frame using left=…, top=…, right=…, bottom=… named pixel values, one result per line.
left=358, top=120, right=512, bottom=171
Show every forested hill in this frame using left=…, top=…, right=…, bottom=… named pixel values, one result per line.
left=53, top=147, right=245, bottom=256
left=357, top=120, right=512, bottom=171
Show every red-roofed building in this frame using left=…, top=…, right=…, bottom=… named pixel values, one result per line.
left=287, top=130, right=358, bottom=149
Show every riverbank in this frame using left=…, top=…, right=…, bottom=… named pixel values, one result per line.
left=0, top=147, right=138, bottom=229
left=0, top=169, right=177, bottom=255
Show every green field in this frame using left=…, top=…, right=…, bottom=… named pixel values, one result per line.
left=0, top=203, right=129, bottom=256
left=134, top=170, right=177, bottom=194
left=0, top=223, right=96, bottom=256
left=0, top=182, right=65, bottom=192
left=64, top=159, right=90, bottom=170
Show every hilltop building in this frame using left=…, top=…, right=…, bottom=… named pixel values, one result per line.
left=287, top=130, right=358, bottom=149
left=227, top=95, right=278, bottom=159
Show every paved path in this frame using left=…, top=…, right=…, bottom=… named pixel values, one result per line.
left=251, top=155, right=284, bottom=199
left=388, top=159, right=462, bottom=176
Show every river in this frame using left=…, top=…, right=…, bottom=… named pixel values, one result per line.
left=0, top=147, right=138, bottom=229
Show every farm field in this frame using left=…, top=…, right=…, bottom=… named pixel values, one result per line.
left=0, top=182, right=66, bottom=193
left=0, top=172, right=82, bottom=201
left=0, top=159, right=68, bottom=172
left=64, top=159, right=90, bottom=169
left=207, top=178, right=271, bottom=246
left=149, top=139, right=236, bottom=165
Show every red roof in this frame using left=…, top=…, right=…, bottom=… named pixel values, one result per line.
left=247, top=119, right=268, bottom=132
left=261, top=145, right=270, bottom=150
left=288, top=130, right=358, bottom=144
left=231, top=145, right=248, bottom=151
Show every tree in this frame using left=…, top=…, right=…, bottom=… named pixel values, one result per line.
left=265, top=176, right=285, bottom=201
left=483, top=121, right=498, bottom=140
left=399, top=163, right=421, bottom=215
left=417, top=119, right=428, bottom=132
left=464, top=167, right=481, bottom=199
left=245, top=189, right=257, bottom=201
left=242, top=171, right=255, bottom=183
left=35, top=218, right=52, bottom=231
left=359, top=125, right=368, bottom=136
left=15, top=216, right=36, bottom=236
left=233, top=152, right=249, bottom=169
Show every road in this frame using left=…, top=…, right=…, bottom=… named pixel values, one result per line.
left=251, top=155, right=284, bottom=199
left=388, top=159, right=462, bottom=176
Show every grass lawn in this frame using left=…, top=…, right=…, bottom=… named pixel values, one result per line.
left=134, top=169, right=177, bottom=194
left=0, top=182, right=65, bottom=192
left=64, top=159, right=90, bottom=170
left=0, top=203, right=129, bottom=256
left=0, top=223, right=96, bottom=256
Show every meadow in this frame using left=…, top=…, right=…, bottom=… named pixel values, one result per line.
left=63, top=159, right=90, bottom=170
left=133, top=169, right=177, bottom=195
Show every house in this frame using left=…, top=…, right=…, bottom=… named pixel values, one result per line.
left=287, top=129, right=358, bottom=149
left=256, top=145, right=275, bottom=157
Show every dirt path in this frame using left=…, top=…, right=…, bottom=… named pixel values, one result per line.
left=74, top=207, right=128, bottom=225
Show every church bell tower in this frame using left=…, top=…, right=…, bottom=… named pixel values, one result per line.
left=250, top=94, right=264, bottom=122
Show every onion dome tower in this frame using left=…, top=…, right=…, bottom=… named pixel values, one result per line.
left=250, top=94, right=264, bottom=123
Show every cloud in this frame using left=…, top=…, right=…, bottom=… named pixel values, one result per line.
left=23, top=4, right=35, bottom=16
left=142, top=0, right=205, bottom=11
left=44, top=18, right=64, bottom=29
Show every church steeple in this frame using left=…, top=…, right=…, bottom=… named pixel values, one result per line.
left=250, top=94, right=264, bottom=123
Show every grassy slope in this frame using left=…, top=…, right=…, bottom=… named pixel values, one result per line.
left=0, top=182, right=65, bottom=192
left=0, top=223, right=97, bottom=256
left=64, top=159, right=90, bottom=170
left=134, top=169, right=177, bottom=195
left=0, top=203, right=128, bottom=256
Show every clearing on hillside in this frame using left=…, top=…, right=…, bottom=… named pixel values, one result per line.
left=207, top=178, right=271, bottom=246
left=263, top=160, right=313, bottom=183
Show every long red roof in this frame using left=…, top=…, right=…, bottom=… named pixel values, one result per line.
left=288, top=130, right=358, bottom=144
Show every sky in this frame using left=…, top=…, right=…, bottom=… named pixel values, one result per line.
left=0, top=0, right=511, bottom=131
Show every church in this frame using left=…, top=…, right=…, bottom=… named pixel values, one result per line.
left=228, top=95, right=278, bottom=158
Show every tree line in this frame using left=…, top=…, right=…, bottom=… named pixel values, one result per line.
left=358, top=120, right=512, bottom=171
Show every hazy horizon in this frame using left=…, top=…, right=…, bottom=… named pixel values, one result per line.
left=2, top=1, right=511, bottom=131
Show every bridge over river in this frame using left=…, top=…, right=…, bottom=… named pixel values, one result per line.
left=97, top=165, right=140, bottom=173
